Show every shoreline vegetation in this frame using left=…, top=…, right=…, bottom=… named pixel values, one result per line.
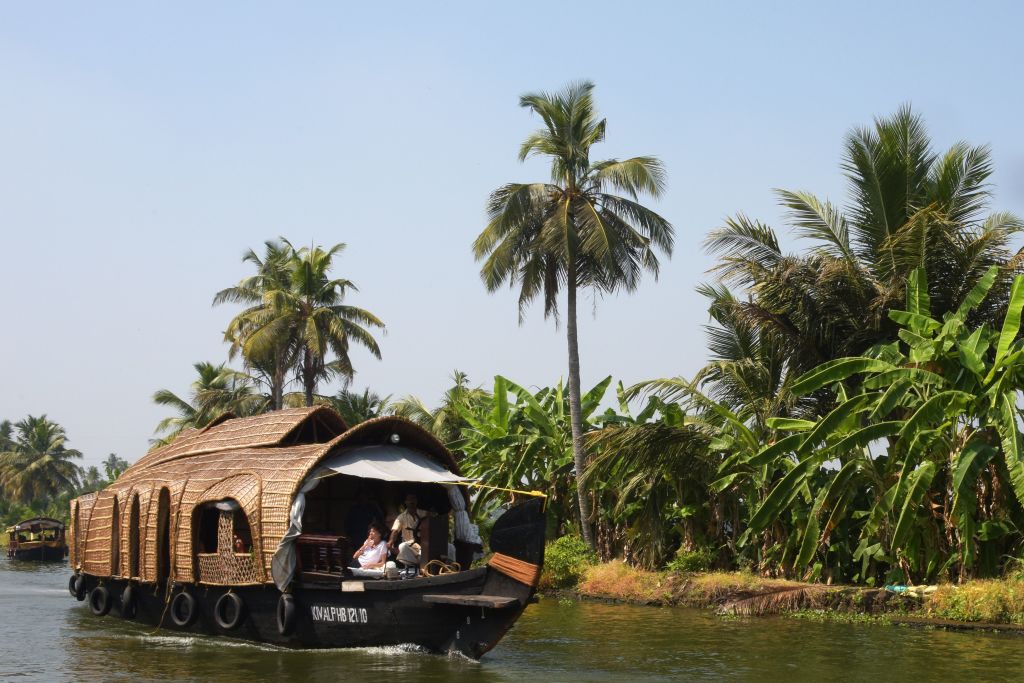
left=10, top=84, right=1024, bottom=639
left=547, top=561, right=1024, bottom=632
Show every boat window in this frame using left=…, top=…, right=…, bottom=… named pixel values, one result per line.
left=111, top=497, right=120, bottom=575
left=194, top=500, right=260, bottom=585
left=196, top=505, right=220, bottom=553
left=129, top=495, right=140, bottom=578
left=156, top=488, right=171, bottom=583
left=195, top=501, right=252, bottom=554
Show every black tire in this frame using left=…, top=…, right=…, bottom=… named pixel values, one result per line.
left=170, top=591, right=197, bottom=627
left=276, top=593, right=296, bottom=636
left=214, top=592, right=246, bottom=631
left=120, top=583, right=137, bottom=619
left=68, top=574, right=78, bottom=597
left=89, top=586, right=111, bottom=616
left=73, top=575, right=86, bottom=601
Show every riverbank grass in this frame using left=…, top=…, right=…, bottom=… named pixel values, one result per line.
left=566, top=563, right=1024, bottom=626
left=575, top=562, right=816, bottom=609
left=925, top=578, right=1024, bottom=624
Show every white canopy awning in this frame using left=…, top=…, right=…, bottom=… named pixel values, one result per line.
left=315, top=445, right=472, bottom=483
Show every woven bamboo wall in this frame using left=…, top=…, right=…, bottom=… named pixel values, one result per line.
left=70, top=410, right=461, bottom=586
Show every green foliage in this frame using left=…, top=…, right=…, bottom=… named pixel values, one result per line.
left=0, top=415, right=83, bottom=505
left=666, top=547, right=714, bottom=573
left=724, top=266, right=1024, bottom=584
left=214, top=238, right=385, bottom=409
left=456, top=374, right=612, bottom=529
left=541, top=535, right=597, bottom=588
left=0, top=415, right=106, bottom=528
left=151, top=361, right=266, bottom=444
left=328, top=388, right=391, bottom=426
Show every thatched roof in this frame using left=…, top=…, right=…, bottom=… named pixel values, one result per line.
left=71, top=408, right=461, bottom=585
left=7, top=517, right=65, bottom=532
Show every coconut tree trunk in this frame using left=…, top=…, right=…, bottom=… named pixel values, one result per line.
left=566, top=272, right=596, bottom=550
left=271, top=347, right=286, bottom=411
left=302, top=348, right=315, bottom=407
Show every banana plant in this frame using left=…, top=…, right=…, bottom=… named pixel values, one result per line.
left=455, top=375, right=612, bottom=531
left=732, top=265, right=1024, bottom=583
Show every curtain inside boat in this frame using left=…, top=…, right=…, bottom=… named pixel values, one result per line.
left=270, top=475, right=323, bottom=590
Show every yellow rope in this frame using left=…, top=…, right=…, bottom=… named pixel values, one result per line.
left=459, top=482, right=547, bottom=498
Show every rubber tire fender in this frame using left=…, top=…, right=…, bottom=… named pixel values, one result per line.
left=67, top=574, right=78, bottom=598
left=120, top=583, right=137, bottom=619
left=89, top=586, right=112, bottom=616
left=277, top=593, right=296, bottom=636
left=72, top=574, right=87, bottom=601
left=170, top=590, right=198, bottom=627
left=214, top=592, right=246, bottom=631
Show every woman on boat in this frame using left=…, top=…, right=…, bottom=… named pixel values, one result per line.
left=350, top=522, right=388, bottom=571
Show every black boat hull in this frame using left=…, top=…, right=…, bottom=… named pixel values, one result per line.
left=72, top=498, right=545, bottom=658
left=9, top=545, right=66, bottom=562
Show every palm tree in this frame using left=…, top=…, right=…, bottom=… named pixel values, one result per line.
left=705, top=106, right=1023, bottom=377
left=0, top=415, right=83, bottom=505
left=473, top=81, right=673, bottom=548
left=233, top=241, right=385, bottom=407
left=329, top=388, right=392, bottom=426
left=152, top=361, right=266, bottom=443
left=392, top=370, right=490, bottom=449
left=214, top=239, right=298, bottom=410
left=102, top=453, right=130, bottom=481
left=79, top=466, right=104, bottom=494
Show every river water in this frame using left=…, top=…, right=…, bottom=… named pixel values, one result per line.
left=3, top=557, right=1023, bottom=682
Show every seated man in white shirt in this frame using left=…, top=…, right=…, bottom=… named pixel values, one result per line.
left=348, top=522, right=391, bottom=578
left=388, top=493, right=433, bottom=575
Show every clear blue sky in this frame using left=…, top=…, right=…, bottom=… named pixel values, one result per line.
left=2, top=1, right=1023, bottom=468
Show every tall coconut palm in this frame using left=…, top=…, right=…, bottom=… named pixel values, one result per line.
left=234, top=241, right=385, bottom=407
left=473, top=81, right=673, bottom=548
left=152, top=361, right=266, bottom=443
left=214, top=239, right=298, bottom=410
left=0, top=415, right=83, bottom=505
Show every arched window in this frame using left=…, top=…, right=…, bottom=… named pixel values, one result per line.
left=194, top=499, right=258, bottom=585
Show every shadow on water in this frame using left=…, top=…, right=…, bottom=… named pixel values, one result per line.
left=4, top=556, right=1024, bottom=682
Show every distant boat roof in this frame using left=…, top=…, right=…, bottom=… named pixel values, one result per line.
left=7, top=517, right=64, bottom=532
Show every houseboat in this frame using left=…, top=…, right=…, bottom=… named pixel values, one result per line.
left=67, top=407, right=545, bottom=658
left=6, top=517, right=67, bottom=561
